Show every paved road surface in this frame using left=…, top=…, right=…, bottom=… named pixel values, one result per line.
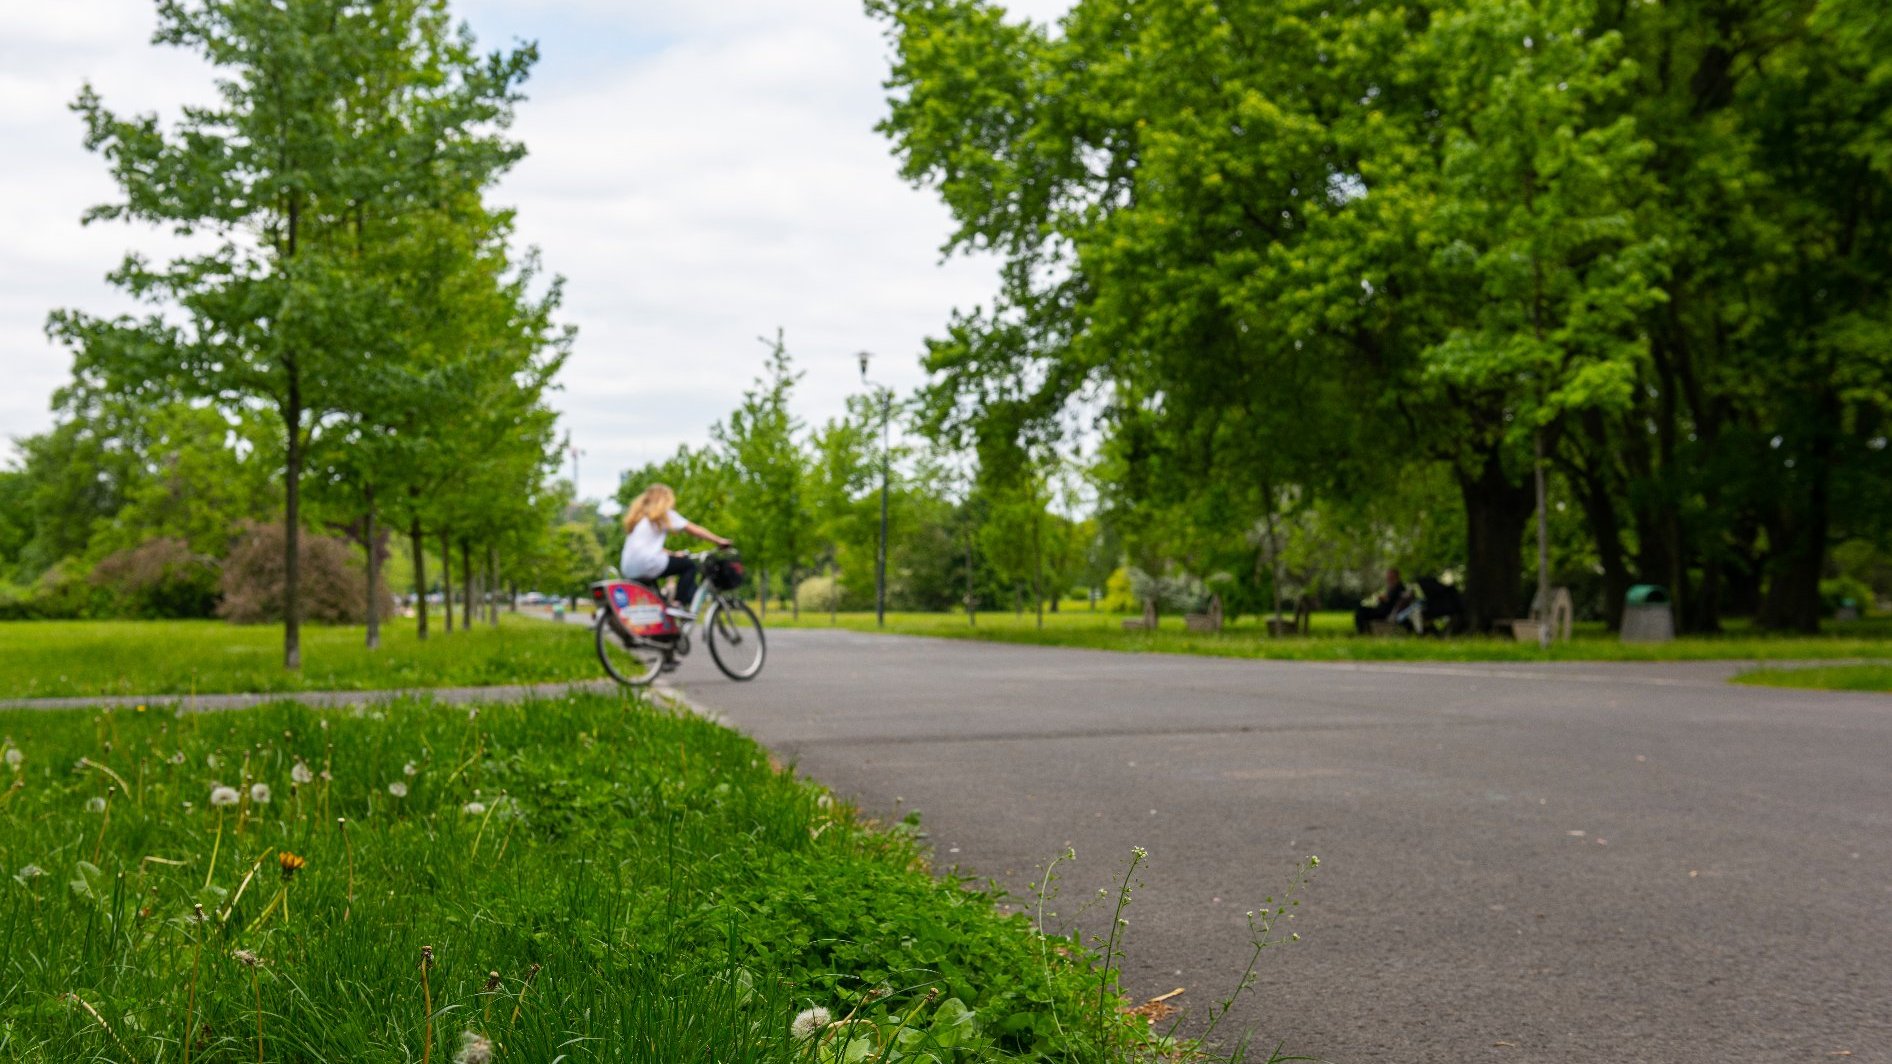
left=668, top=628, right=1892, bottom=1064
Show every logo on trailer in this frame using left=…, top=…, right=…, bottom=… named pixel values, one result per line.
left=612, top=586, right=629, bottom=608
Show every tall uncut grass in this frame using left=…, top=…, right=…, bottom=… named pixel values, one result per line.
left=0, top=693, right=1162, bottom=1063
left=0, top=617, right=596, bottom=700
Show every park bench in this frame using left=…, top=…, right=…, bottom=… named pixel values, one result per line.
left=1121, top=599, right=1158, bottom=631
left=1499, top=586, right=1574, bottom=642
left=1184, top=594, right=1224, bottom=633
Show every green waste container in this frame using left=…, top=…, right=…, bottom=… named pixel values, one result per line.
left=1622, top=584, right=1674, bottom=642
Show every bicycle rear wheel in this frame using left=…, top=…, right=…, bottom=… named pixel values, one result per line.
left=705, top=599, right=766, bottom=681
left=595, top=615, right=667, bottom=688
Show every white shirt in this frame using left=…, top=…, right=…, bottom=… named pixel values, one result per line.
left=620, top=510, right=688, bottom=579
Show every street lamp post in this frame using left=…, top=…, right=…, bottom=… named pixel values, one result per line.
left=859, top=352, right=891, bottom=628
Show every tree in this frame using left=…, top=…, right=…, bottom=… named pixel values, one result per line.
left=713, top=333, right=810, bottom=617
left=51, top=0, right=538, bottom=667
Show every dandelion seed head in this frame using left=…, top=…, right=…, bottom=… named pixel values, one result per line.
left=4, top=747, right=21, bottom=769
left=453, top=1031, right=493, bottom=1064
left=791, top=1006, right=832, bottom=1040
left=86, top=796, right=107, bottom=813
left=387, top=781, right=409, bottom=798
left=168, top=751, right=186, bottom=766
left=210, top=786, right=240, bottom=808
left=232, top=949, right=263, bottom=967
left=291, top=762, right=313, bottom=785
left=249, top=783, right=272, bottom=805
left=206, top=753, right=222, bottom=769
left=403, top=761, right=419, bottom=777
left=17, top=864, right=44, bottom=879
left=462, top=801, right=487, bottom=816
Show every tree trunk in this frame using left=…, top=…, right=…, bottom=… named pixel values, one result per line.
left=965, top=533, right=976, bottom=627
left=461, top=539, right=473, bottom=631
left=1031, top=505, right=1044, bottom=630
left=759, top=563, right=768, bottom=620
left=1758, top=466, right=1830, bottom=632
left=441, top=530, right=454, bottom=633
left=364, top=488, right=380, bottom=650
left=1458, top=450, right=1534, bottom=632
left=487, top=543, right=500, bottom=627
left=790, top=563, right=800, bottom=621
left=509, top=581, right=518, bottom=613
left=411, top=516, right=429, bottom=640
left=282, top=395, right=303, bottom=670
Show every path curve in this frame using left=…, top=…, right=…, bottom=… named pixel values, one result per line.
left=666, top=627, right=1892, bottom=1064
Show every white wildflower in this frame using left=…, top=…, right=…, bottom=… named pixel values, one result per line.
left=815, top=794, right=832, bottom=811
left=85, top=796, right=107, bottom=813
left=291, top=761, right=313, bottom=785
left=249, top=783, right=272, bottom=805
left=453, top=1031, right=494, bottom=1064
left=17, top=864, right=45, bottom=880
left=4, top=747, right=21, bottom=769
left=387, top=781, right=409, bottom=798
left=791, top=1006, right=832, bottom=1041
left=169, top=751, right=186, bottom=766
left=403, top=761, right=419, bottom=777
left=210, top=786, right=240, bottom=808
left=462, top=801, right=487, bottom=816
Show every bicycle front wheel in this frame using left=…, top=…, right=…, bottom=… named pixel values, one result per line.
left=595, top=615, right=667, bottom=688
left=705, top=599, right=766, bottom=681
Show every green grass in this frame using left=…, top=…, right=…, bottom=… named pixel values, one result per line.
left=1731, top=663, right=1892, bottom=692
left=769, top=607, right=1892, bottom=662
left=0, top=616, right=597, bottom=700
left=0, top=692, right=1156, bottom=1062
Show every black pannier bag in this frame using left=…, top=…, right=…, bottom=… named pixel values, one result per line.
left=705, top=552, right=746, bottom=591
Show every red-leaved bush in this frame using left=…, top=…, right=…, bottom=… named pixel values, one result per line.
left=217, top=522, right=394, bottom=624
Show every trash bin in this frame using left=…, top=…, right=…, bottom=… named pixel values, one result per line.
left=1620, top=584, right=1674, bottom=643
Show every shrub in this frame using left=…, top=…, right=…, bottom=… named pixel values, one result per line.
left=217, top=522, right=394, bottom=624
left=795, top=574, right=845, bottom=612
left=1820, top=575, right=1875, bottom=618
left=87, top=537, right=221, bottom=619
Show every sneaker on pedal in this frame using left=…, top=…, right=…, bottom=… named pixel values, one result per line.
left=664, top=606, right=695, bottom=620
left=660, top=659, right=680, bottom=673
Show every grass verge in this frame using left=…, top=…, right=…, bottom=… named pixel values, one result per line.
left=769, top=609, right=1892, bottom=663
left=0, top=692, right=1157, bottom=1062
left=0, top=616, right=595, bottom=699
left=1731, top=663, right=1892, bottom=692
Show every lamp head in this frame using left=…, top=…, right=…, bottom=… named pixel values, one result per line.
left=857, top=351, right=871, bottom=380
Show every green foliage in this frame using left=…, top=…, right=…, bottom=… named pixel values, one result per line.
left=44, top=0, right=564, bottom=666
left=0, top=692, right=1139, bottom=1062
left=869, top=0, right=1892, bottom=637
left=87, top=538, right=222, bottom=620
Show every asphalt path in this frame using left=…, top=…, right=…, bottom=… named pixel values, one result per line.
left=666, top=627, right=1892, bottom=1064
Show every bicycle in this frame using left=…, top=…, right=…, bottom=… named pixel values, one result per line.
left=588, top=548, right=766, bottom=688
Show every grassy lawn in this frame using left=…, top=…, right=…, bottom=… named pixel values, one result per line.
left=1731, top=663, right=1892, bottom=692
left=0, top=692, right=1156, bottom=1062
left=769, top=607, right=1892, bottom=663
left=0, top=616, right=597, bottom=700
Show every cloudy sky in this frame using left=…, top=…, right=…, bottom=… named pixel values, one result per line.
left=0, top=0, right=1069, bottom=504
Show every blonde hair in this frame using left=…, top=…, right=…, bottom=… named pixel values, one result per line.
left=623, top=484, right=678, bottom=534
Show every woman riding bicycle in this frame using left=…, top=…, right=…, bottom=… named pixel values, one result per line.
left=620, top=483, right=732, bottom=619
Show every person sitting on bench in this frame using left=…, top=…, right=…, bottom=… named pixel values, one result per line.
left=1355, top=568, right=1406, bottom=634
left=1392, top=575, right=1465, bottom=635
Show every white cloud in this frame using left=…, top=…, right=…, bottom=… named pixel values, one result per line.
left=0, top=0, right=1073, bottom=505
